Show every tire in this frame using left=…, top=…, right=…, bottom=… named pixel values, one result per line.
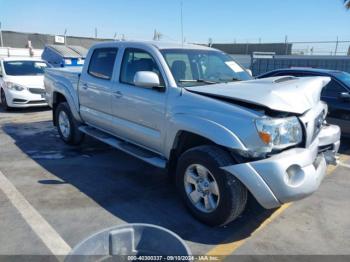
left=55, top=102, right=84, bottom=145
left=176, top=145, right=247, bottom=226
left=1, top=88, right=12, bottom=111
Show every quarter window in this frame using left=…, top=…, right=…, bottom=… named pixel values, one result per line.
left=88, top=48, right=118, bottom=80
left=120, top=48, right=164, bottom=86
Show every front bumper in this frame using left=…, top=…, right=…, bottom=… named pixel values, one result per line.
left=5, top=88, right=48, bottom=108
left=223, top=124, right=341, bottom=209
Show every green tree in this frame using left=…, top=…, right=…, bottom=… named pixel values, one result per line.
left=345, top=0, right=350, bottom=9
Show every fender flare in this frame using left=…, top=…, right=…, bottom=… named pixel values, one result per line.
left=52, top=82, right=83, bottom=123
left=164, top=114, right=247, bottom=158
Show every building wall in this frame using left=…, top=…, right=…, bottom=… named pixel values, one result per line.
left=212, top=43, right=292, bottom=55
left=1, top=30, right=111, bottom=49
left=251, top=55, right=350, bottom=76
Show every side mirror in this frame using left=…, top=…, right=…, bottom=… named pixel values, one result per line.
left=339, top=92, right=350, bottom=101
left=134, top=71, right=160, bottom=89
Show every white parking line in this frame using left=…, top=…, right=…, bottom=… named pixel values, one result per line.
left=339, top=162, right=350, bottom=169
left=0, top=170, right=71, bottom=255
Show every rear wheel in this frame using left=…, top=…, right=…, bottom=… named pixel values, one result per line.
left=176, top=145, right=247, bottom=226
left=1, top=89, right=11, bottom=111
left=55, top=102, right=84, bottom=145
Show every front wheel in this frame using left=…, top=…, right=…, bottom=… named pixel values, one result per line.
left=1, top=89, right=12, bottom=111
left=55, top=102, right=84, bottom=145
left=176, top=145, right=247, bottom=226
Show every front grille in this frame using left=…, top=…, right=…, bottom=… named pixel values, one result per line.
left=312, top=111, right=326, bottom=141
left=13, top=98, right=27, bottom=103
left=27, top=100, right=46, bottom=104
left=29, top=88, right=46, bottom=95
left=299, top=107, right=327, bottom=147
left=318, top=144, right=334, bottom=153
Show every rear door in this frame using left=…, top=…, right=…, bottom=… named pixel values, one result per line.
left=79, top=47, right=118, bottom=132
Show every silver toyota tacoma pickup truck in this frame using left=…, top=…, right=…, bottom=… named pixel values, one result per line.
left=44, top=41, right=341, bottom=226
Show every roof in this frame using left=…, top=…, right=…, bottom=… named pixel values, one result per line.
left=149, top=41, right=213, bottom=50
left=68, top=45, right=88, bottom=57
left=45, top=45, right=84, bottom=58
left=1, top=57, right=44, bottom=62
left=92, top=40, right=215, bottom=51
left=270, top=67, right=343, bottom=75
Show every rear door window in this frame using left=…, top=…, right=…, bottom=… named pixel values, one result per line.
left=88, top=48, right=118, bottom=80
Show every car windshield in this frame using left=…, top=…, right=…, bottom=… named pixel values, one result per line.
left=334, top=71, right=350, bottom=88
left=161, top=49, right=252, bottom=87
left=3, top=61, right=49, bottom=76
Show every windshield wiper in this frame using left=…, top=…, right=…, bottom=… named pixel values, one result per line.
left=178, top=79, right=218, bottom=84
left=219, top=77, right=241, bottom=82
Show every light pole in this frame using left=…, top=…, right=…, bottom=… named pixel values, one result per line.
left=180, top=1, right=184, bottom=46
left=64, top=29, right=67, bottom=46
left=335, top=36, right=339, bottom=56
left=0, top=22, right=3, bottom=47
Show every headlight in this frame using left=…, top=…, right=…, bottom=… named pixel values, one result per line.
left=64, top=59, right=72, bottom=65
left=5, top=82, right=25, bottom=91
left=255, top=116, right=303, bottom=150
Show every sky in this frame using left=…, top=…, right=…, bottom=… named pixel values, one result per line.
left=0, top=0, right=349, bottom=44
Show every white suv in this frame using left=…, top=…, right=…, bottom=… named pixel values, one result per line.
left=0, top=57, right=49, bottom=110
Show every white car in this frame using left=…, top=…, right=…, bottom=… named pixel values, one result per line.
left=0, top=57, right=49, bottom=110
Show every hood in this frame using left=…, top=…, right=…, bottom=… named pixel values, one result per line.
left=185, top=76, right=331, bottom=114
left=4, top=75, right=45, bottom=89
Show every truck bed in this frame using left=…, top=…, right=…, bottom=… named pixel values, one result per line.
left=44, top=67, right=82, bottom=108
left=46, top=66, right=82, bottom=77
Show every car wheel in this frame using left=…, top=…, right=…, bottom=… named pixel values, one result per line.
left=1, top=88, right=11, bottom=111
left=55, top=102, right=84, bottom=145
left=176, top=145, right=247, bottom=226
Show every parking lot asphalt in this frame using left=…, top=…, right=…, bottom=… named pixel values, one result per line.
left=0, top=106, right=349, bottom=257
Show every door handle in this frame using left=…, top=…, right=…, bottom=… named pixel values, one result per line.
left=113, top=91, right=123, bottom=98
left=81, top=83, right=88, bottom=90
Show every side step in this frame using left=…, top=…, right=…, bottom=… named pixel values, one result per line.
left=79, top=126, right=167, bottom=169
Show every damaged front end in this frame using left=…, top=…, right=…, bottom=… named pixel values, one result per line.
left=184, top=75, right=341, bottom=209
left=222, top=101, right=341, bottom=209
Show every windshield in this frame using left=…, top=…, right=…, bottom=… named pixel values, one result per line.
left=161, top=49, right=252, bottom=87
left=334, top=72, right=350, bottom=88
left=3, top=61, right=49, bottom=76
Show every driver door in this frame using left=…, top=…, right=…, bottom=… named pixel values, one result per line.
left=110, top=48, right=167, bottom=153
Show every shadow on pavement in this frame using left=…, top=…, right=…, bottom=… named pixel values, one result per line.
left=0, top=104, right=50, bottom=114
left=2, top=119, right=277, bottom=246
